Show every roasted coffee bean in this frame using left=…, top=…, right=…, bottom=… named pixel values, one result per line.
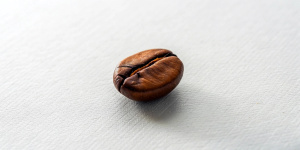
left=113, top=49, right=184, bottom=101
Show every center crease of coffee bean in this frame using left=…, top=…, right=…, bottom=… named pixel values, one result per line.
left=130, top=57, right=163, bottom=76
left=116, top=52, right=176, bottom=91
left=128, top=52, right=176, bottom=77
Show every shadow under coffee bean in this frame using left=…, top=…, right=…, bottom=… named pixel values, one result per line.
left=113, top=49, right=184, bottom=101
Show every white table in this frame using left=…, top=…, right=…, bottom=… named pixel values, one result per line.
left=1, top=0, right=299, bottom=149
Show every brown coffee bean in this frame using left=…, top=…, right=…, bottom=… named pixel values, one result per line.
left=113, top=49, right=184, bottom=101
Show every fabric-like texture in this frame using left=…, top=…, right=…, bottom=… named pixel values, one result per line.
left=0, top=0, right=299, bottom=149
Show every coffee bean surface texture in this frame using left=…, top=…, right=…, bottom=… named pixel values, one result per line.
left=113, top=49, right=184, bottom=101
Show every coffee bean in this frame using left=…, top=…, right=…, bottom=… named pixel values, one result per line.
left=113, top=49, right=184, bottom=101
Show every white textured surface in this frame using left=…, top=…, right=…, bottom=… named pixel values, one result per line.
left=0, top=0, right=300, bottom=149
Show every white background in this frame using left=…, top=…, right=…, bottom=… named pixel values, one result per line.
left=0, top=0, right=300, bottom=149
